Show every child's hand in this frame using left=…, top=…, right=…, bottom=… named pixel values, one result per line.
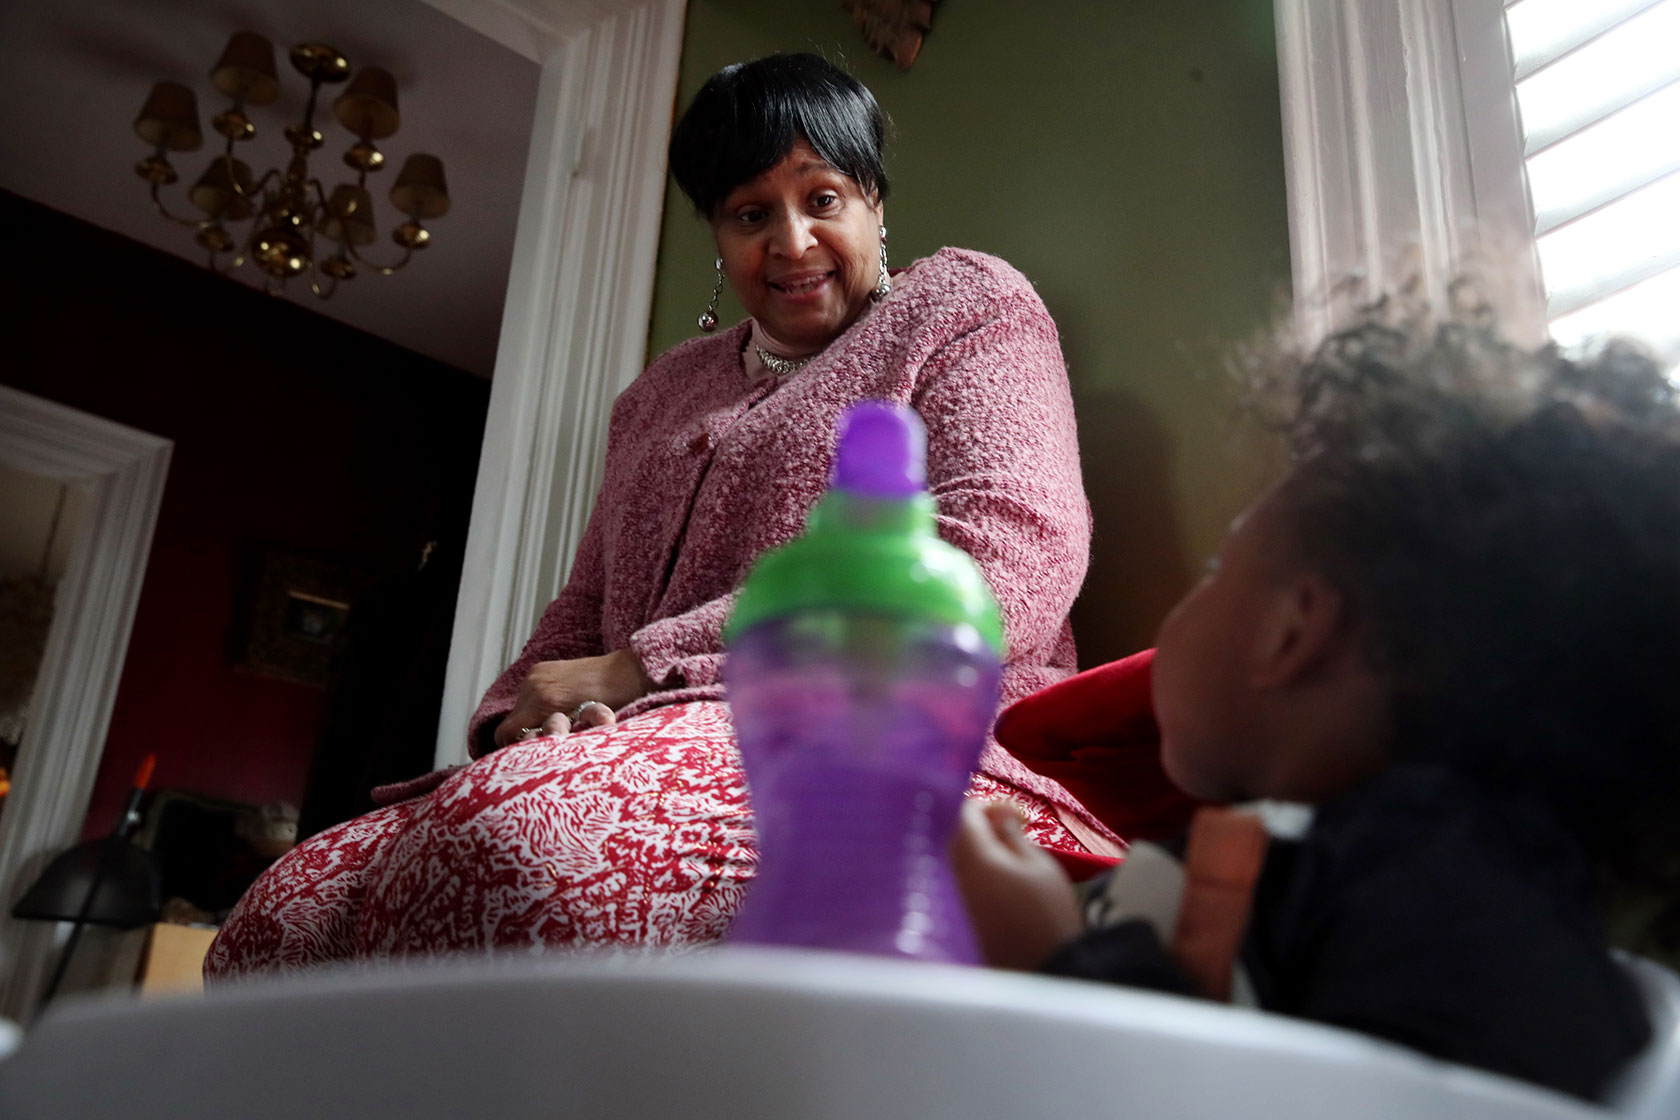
left=950, top=799, right=1084, bottom=970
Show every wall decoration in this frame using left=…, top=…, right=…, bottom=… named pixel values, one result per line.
left=236, top=550, right=363, bottom=687
left=844, top=0, right=939, bottom=71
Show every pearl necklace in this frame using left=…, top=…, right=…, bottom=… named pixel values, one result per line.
left=754, top=345, right=814, bottom=377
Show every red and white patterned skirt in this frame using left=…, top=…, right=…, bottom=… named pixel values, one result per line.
left=205, top=701, right=1088, bottom=980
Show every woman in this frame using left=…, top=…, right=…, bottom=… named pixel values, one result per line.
left=207, top=53, right=1114, bottom=977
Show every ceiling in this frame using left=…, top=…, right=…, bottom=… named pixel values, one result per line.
left=0, top=0, right=545, bottom=377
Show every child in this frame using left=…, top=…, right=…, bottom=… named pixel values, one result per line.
left=953, top=298, right=1680, bottom=1101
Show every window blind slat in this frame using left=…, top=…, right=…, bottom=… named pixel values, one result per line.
left=1549, top=266, right=1680, bottom=368
left=1528, top=79, right=1680, bottom=235
left=1536, top=170, right=1680, bottom=317
left=1506, top=0, right=1680, bottom=368
left=1515, top=0, right=1680, bottom=154
left=1507, top=0, right=1668, bottom=80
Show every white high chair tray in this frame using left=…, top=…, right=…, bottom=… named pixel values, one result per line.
left=0, top=946, right=1657, bottom=1119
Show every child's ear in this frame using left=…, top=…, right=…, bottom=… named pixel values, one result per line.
left=1250, top=573, right=1345, bottom=689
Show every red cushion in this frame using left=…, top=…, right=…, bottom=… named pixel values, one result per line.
left=995, top=649, right=1201, bottom=843
left=1047, top=847, right=1122, bottom=881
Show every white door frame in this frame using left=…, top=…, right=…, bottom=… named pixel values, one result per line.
left=0, top=388, right=171, bottom=1021
left=421, top=0, right=687, bottom=766
left=1274, top=0, right=1545, bottom=345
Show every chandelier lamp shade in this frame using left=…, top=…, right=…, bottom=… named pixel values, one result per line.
left=133, top=33, right=450, bottom=298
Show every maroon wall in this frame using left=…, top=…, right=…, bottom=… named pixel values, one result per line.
left=0, top=190, right=489, bottom=837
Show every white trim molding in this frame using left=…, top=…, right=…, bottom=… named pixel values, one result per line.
left=1274, top=0, right=1546, bottom=345
left=420, top=0, right=564, bottom=63
left=0, top=387, right=171, bottom=1021
left=434, top=0, right=686, bottom=766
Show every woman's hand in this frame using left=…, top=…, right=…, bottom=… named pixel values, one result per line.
left=492, top=649, right=654, bottom=750
left=951, top=799, right=1084, bottom=971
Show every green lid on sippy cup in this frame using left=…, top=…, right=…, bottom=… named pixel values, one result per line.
left=724, top=402, right=1005, bottom=655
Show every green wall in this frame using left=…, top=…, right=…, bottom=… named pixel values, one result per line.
left=647, top=0, right=1292, bottom=665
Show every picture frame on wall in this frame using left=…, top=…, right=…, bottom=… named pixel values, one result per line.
left=236, top=549, right=364, bottom=687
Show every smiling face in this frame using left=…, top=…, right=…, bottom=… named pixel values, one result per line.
left=711, top=139, right=885, bottom=351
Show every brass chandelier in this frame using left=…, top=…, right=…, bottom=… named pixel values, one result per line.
left=133, top=33, right=450, bottom=298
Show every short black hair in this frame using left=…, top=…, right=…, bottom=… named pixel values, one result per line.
left=668, top=53, right=889, bottom=219
left=1240, top=295, right=1680, bottom=926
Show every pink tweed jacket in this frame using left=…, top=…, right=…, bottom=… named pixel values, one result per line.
left=469, top=247, right=1100, bottom=823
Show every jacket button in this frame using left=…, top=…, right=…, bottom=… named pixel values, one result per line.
left=688, top=432, right=712, bottom=454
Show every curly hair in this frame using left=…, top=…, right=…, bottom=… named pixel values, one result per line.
left=1239, top=294, right=1680, bottom=941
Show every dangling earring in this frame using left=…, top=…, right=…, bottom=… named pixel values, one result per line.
left=698, top=257, right=724, bottom=332
left=871, top=226, right=891, bottom=302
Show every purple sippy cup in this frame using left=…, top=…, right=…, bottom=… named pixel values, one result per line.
left=723, top=402, right=1004, bottom=963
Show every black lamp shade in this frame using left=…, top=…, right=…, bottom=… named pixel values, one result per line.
left=11, top=836, right=162, bottom=928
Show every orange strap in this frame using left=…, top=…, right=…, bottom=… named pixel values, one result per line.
left=1170, top=806, right=1269, bottom=1001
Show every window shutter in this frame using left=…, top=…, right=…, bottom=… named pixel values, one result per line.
left=1505, top=0, right=1680, bottom=364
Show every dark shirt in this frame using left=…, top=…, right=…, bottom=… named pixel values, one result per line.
left=1043, top=765, right=1651, bottom=1100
